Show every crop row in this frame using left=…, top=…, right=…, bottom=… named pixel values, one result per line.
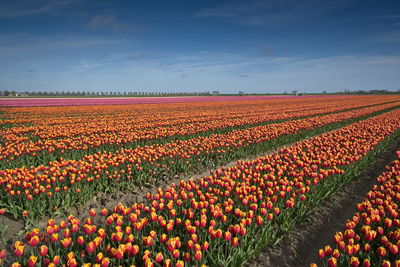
left=1, top=97, right=398, bottom=163
left=311, top=149, right=400, bottom=267
left=1, top=103, right=398, bottom=220
left=1, top=100, right=400, bottom=266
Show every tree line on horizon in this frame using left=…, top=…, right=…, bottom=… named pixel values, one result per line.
left=0, top=89, right=399, bottom=97
left=0, top=90, right=222, bottom=97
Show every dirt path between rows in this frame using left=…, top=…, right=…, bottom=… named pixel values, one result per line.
left=245, top=135, right=400, bottom=267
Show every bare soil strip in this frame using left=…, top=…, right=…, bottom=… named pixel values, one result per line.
left=245, top=135, right=400, bottom=267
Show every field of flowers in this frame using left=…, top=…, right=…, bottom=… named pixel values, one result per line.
left=312, top=148, right=400, bottom=267
left=1, top=95, right=400, bottom=266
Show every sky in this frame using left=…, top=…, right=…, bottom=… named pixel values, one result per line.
left=1, top=0, right=400, bottom=94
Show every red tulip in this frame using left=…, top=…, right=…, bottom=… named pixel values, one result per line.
left=362, top=259, right=370, bottom=267
left=39, top=245, right=48, bottom=257
left=231, top=237, right=239, bottom=247
left=327, top=257, right=337, bottom=267
left=14, top=244, right=24, bottom=257
left=377, top=246, right=387, bottom=257
left=318, top=249, right=325, bottom=259
left=155, top=252, right=164, bottom=263
left=172, top=249, right=180, bottom=258
left=100, top=257, right=110, bottom=267
left=89, top=208, right=96, bottom=217
left=86, top=241, right=95, bottom=254
left=0, top=249, right=6, bottom=259
left=194, top=250, right=202, bottom=261
left=350, top=256, right=360, bottom=267
left=27, top=255, right=38, bottom=267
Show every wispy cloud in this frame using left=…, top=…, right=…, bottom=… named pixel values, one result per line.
left=0, top=33, right=126, bottom=73
left=373, top=15, right=400, bottom=19
left=194, top=0, right=354, bottom=26
left=372, top=30, right=400, bottom=43
left=88, top=15, right=129, bottom=31
left=0, top=0, right=88, bottom=18
left=0, top=33, right=124, bottom=52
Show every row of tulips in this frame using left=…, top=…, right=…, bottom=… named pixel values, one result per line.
left=311, top=149, right=400, bottom=267
left=2, top=96, right=398, bottom=164
left=1, top=100, right=400, bottom=266
left=1, top=102, right=398, bottom=220
left=2, top=96, right=392, bottom=135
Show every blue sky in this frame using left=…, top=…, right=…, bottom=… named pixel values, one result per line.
left=1, top=0, right=400, bottom=93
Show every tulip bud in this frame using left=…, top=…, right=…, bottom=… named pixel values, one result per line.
left=327, top=257, right=337, bottom=267
left=0, top=249, right=6, bottom=259
left=40, top=245, right=49, bottom=257
left=89, top=208, right=96, bottom=217
left=52, top=255, right=60, bottom=265
left=27, top=255, right=38, bottom=267
left=67, top=258, right=77, bottom=267
left=194, top=250, right=202, bottom=261
left=86, top=241, right=95, bottom=254
left=377, top=246, right=387, bottom=257
left=231, top=237, right=239, bottom=247
left=318, top=249, right=325, bottom=259
left=172, top=249, right=180, bottom=258
left=350, top=256, right=360, bottom=267
left=362, top=259, right=370, bottom=267
left=14, top=245, right=24, bottom=257
left=101, top=257, right=110, bottom=267
left=390, top=243, right=399, bottom=255
left=164, top=259, right=172, bottom=267
left=156, top=252, right=164, bottom=263
left=332, top=249, right=340, bottom=259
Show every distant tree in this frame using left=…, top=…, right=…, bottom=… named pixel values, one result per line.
left=322, top=90, right=327, bottom=94
left=238, top=90, right=245, bottom=96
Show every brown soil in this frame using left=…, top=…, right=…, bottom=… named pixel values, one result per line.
left=245, top=135, right=400, bottom=267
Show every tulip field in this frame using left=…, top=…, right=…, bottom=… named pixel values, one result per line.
left=311, top=149, right=400, bottom=267
left=1, top=95, right=400, bottom=266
